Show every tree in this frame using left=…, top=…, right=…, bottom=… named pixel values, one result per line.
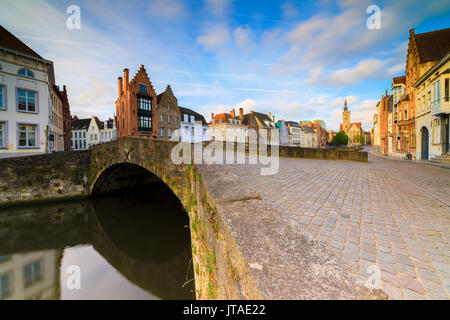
left=331, top=131, right=349, bottom=146
left=353, top=134, right=366, bottom=145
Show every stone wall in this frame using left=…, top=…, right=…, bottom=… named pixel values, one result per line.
left=279, top=145, right=368, bottom=162
left=0, top=151, right=90, bottom=206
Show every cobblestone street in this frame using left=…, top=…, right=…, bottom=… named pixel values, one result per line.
left=231, top=152, right=450, bottom=300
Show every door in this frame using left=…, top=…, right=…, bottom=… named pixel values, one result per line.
left=445, top=116, right=449, bottom=154
left=421, top=127, right=429, bottom=160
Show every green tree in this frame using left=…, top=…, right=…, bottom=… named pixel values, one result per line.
left=331, top=131, right=349, bottom=146
left=353, top=134, right=366, bottom=145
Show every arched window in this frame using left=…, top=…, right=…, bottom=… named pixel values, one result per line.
left=18, top=68, right=34, bottom=78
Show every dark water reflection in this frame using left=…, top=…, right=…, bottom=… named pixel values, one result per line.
left=0, top=182, right=195, bottom=300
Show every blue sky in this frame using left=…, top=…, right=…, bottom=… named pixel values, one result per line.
left=1, top=0, right=450, bottom=131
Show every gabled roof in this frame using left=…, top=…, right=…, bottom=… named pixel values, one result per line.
left=414, top=28, right=450, bottom=63
left=0, top=25, right=44, bottom=60
left=247, top=112, right=276, bottom=128
left=392, top=76, right=406, bottom=86
left=285, top=121, right=300, bottom=128
left=340, top=123, right=362, bottom=131
left=179, top=107, right=207, bottom=125
left=71, top=118, right=91, bottom=130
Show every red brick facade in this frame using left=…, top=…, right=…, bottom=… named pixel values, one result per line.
left=116, top=65, right=157, bottom=139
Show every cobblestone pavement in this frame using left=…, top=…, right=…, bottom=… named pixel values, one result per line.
left=229, top=152, right=450, bottom=300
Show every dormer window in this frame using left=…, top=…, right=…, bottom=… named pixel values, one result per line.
left=18, top=68, right=34, bottom=78
left=167, top=104, right=171, bottom=110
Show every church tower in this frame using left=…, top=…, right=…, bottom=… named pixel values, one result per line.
left=342, top=98, right=350, bottom=132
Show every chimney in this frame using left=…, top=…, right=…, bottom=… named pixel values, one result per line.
left=118, top=76, right=123, bottom=96
left=272, top=115, right=275, bottom=122
left=63, top=85, right=67, bottom=93
left=211, top=113, right=214, bottom=121
left=230, top=108, right=235, bottom=118
left=123, top=68, right=129, bottom=91
left=239, top=108, right=243, bottom=120
left=268, top=112, right=271, bottom=120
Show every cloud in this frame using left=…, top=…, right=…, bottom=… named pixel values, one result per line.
left=197, top=24, right=230, bottom=51
left=204, top=0, right=230, bottom=18
left=148, top=0, right=185, bottom=18
left=233, top=26, right=254, bottom=52
left=281, top=2, right=300, bottom=20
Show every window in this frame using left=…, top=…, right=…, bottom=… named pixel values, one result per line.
left=404, top=110, right=408, bottom=120
left=0, top=273, right=12, bottom=299
left=168, top=115, right=171, bottom=123
left=160, top=114, right=164, bottom=122
left=160, top=127, right=164, bottom=136
left=24, top=260, right=42, bottom=287
left=445, top=78, right=449, bottom=101
left=167, top=128, right=171, bottom=137
left=139, top=84, right=147, bottom=93
left=0, top=85, right=4, bottom=110
left=138, top=116, right=151, bottom=130
left=167, top=104, right=171, bottom=110
left=18, top=68, right=34, bottom=78
left=175, top=116, right=179, bottom=123
left=74, top=132, right=78, bottom=139
left=138, top=96, right=151, bottom=111
left=18, top=124, right=37, bottom=148
left=17, top=89, right=37, bottom=113
left=0, top=122, right=5, bottom=148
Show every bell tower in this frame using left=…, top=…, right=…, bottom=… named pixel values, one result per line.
left=342, top=98, right=350, bottom=132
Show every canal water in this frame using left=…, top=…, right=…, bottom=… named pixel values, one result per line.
left=0, top=182, right=195, bottom=300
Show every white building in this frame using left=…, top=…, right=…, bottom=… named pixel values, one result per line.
left=0, top=26, right=54, bottom=159
left=0, top=250, right=61, bottom=300
left=300, top=125, right=317, bottom=148
left=209, top=110, right=248, bottom=142
left=71, top=116, right=117, bottom=151
left=178, top=107, right=209, bottom=143
left=285, top=121, right=302, bottom=147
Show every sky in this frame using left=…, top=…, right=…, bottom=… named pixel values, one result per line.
left=1, top=0, right=450, bottom=131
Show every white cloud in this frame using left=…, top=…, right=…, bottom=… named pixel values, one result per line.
left=197, top=25, right=230, bottom=51
left=233, top=26, right=254, bottom=52
left=281, top=2, right=299, bottom=20
left=204, top=0, right=230, bottom=18
left=148, top=0, right=185, bottom=18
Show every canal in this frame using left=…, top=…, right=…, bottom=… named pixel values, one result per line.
left=0, top=182, right=195, bottom=300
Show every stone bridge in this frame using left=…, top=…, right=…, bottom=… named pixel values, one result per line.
left=0, top=138, right=385, bottom=299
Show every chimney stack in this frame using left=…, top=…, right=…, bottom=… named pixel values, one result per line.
left=211, top=113, right=214, bottom=121
left=124, top=68, right=129, bottom=91
left=268, top=112, right=271, bottom=120
left=273, top=115, right=275, bottom=122
left=239, top=108, right=243, bottom=120
left=118, top=77, right=123, bottom=96
left=63, top=85, right=67, bottom=93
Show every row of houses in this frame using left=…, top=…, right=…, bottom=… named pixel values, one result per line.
left=0, top=25, right=330, bottom=158
left=0, top=26, right=72, bottom=158
left=372, top=28, right=450, bottom=162
left=114, top=65, right=329, bottom=148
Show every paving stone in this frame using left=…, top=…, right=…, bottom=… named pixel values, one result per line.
left=383, top=283, right=403, bottom=300
left=399, top=275, right=425, bottom=295
left=233, top=152, right=450, bottom=300
left=421, top=280, right=449, bottom=300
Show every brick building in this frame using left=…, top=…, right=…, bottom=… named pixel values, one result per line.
left=156, top=85, right=181, bottom=140
left=116, top=65, right=156, bottom=139
left=59, top=85, right=71, bottom=152
left=398, top=28, right=450, bottom=157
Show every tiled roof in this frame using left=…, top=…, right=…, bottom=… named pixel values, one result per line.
left=285, top=121, right=300, bottom=128
left=179, top=106, right=207, bottom=125
left=71, top=119, right=91, bottom=130
left=0, top=25, right=44, bottom=60
left=414, top=28, right=450, bottom=62
left=302, top=126, right=315, bottom=134
left=392, top=76, right=406, bottom=85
